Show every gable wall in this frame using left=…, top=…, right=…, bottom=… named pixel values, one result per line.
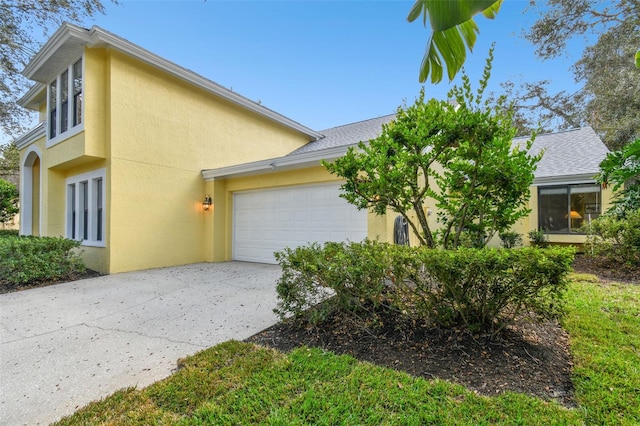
left=103, top=50, right=311, bottom=273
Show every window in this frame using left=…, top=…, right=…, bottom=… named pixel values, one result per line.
left=48, top=58, right=83, bottom=142
left=72, top=59, right=83, bottom=127
left=538, top=184, right=601, bottom=233
left=66, top=169, right=105, bottom=246
left=49, top=80, right=57, bottom=138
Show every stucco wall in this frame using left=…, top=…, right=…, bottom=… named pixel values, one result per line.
left=103, top=49, right=312, bottom=273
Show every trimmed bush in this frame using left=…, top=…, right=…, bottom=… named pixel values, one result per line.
left=403, top=246, right=574, bottom=334
left=274, top=241, right=574, bottom=335
left=0, top=229, right=19, bottom=238
left=586, top=209, right=640, bottom=266
left=274, top=240, right=391, bottom=325
left=499, top=231, right=523, bottom=248
left=0, top=236, right=86, bottom=288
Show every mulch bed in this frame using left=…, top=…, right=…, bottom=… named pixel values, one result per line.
left=246, top=308, right=576, bottom=407
left=0, top=269, right=102, bottom=294
left=246, top=254, right=638, bottom=408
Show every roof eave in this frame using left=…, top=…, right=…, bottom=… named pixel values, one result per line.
left=15, top=122, right=46, bottom=150
left=22, top=23, right=91, bottom=82
left=17, top=83, right=46, bottom=110
left=202, top=144, right=356, bottom=181
left=533, top=173, right=598, bottom=186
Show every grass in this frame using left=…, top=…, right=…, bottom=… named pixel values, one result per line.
left=563, top=279, right=640, bottom=425
left=54, top=276, right=640, bottom=425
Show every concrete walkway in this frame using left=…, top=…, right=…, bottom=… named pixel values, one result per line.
left=0, top=262, right=282, bottom=425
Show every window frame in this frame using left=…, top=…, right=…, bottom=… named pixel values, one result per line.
left=65, top=168, right=106, bottom=247
left=47, top=56, right=84, bottom=147
left=538, top=183, right=601, bottom=234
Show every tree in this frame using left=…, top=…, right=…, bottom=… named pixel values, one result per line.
left=596, top=138, right=640, bottom=217
left=414, top=0, right=640, bottom=150
left=324, top=53, right=540, bottom=248
left=520, top=0, right=640, bottom=150
left=407, top=0, right=503, bottom=83
left=498, top=80, right=586, bottom=137
left=0, top=178, right=18, bottom=224
left=1, top=0, right=111, bottom=137
left=0, top=141, right=19, bottom=183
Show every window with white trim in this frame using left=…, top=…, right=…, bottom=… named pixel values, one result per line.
left=66, top=169, right=105, bottom=246
left=48, top=57, right=83, bottom=142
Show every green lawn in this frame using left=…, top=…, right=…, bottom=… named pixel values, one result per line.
left=56, top=276, right=640, bottom=425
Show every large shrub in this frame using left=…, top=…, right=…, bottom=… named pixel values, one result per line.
left=586, top=208, right=640, bottom=266
left=0, top=178, right=19, bottom=224
left=399, top=247, right=574, bottom=334
left=0, top=236, right=86, bottom=288
left=274, top=240, right=391, bottom=325
left=274, top=241, right=574, bottom=335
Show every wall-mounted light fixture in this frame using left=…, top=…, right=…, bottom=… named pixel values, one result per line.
left=202, top=195, right=212, bottom=211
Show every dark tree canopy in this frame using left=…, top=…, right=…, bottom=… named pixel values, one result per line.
left=0, top=141, right=19, bottom=184
left=514, top=0, right=640, bottom=150
left=1, top=0, right=111, bottom=137
left=0, top=177, right=18, bottom=224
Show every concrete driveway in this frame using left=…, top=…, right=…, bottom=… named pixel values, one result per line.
left=0, top=262, right=282, bottom=425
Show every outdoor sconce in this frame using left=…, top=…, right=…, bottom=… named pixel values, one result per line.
left=202, top=195, right=212, bottom=211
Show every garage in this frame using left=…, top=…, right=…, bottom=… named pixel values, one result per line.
left=233, top=182, right=368, bottom=263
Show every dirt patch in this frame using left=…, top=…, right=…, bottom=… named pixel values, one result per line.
left=572, top=253, right=639, bottom=284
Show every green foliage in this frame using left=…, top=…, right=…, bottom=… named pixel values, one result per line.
left=528, top=229, right=549, bottom=248
left=396, top=246, right=574, bottom=335
left=524, top=0, right=640, bottom=150
left=0, top=229, right=19, bottom=238
left=586, top=209, right=640, bottom=266
left=407, top=0, right=502, bottom=83
left=0, top=141, right=19, bottom=181
left=273, top=240, right=390, bottom=325
left=324, top=55, right=539, bottom=249
left=274, top=241, right=574, bottom=336
left=0, top=236, right=86, bottom=288
left=0, top=178, right=19, bottom=223
left=565, top=280, right=640, bottom=424
left=434, top=58, right=540, bottom=248
left=498, top=231, right=522, bottom=248
left=596, top=138, right=640, bottom=217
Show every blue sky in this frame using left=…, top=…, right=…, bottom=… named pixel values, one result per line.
left=37, top=0, right=585, bottom=132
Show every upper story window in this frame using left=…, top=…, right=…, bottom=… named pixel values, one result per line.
left=538, top=184, right=601, bottom=234
left=48, top=57, right=83, bottom=143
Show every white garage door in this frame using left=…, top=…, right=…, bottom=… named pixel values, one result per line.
left=233, top=182, right=368, bottom=263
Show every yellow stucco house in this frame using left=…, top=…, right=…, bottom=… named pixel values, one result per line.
left=16, top=24, right=614, bottom=274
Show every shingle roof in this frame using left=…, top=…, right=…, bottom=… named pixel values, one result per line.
left=288, top=114, right=396, bottom=155
left=515, top=127, right=609, bottom=179
left=291, top=119, right=608, bottom=181
left=205, top=117, right=609, bottom=181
